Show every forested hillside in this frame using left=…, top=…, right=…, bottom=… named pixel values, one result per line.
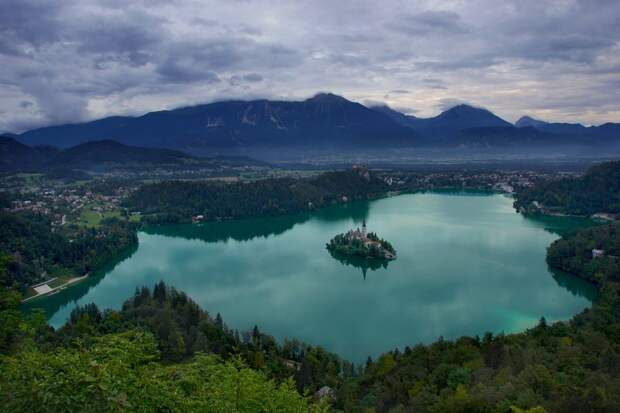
left=515, top=160, right=620, bottom=215
left=125, top=168, right=388, bottom=224
left=547, top=222, right=620, bottom=286
left=0, top=212, right=136, bottom=290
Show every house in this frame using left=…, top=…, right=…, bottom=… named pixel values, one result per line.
left=592, top=249, right=605, bottom=258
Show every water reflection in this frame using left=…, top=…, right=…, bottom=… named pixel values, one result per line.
left=550, top=268, right=599, bottom=302
left=523, top=213, right=597, bottom=237
left=145, top=201, right=370, bottom=243
left=327, top=249, right=391, bottom=279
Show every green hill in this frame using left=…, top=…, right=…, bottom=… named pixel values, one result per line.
left=515, top=160, right=620, bottom=215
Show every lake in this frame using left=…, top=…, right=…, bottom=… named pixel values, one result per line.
left=25, top=191, right=597, bottom=363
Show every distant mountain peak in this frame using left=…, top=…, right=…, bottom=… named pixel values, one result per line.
left=439, top=104, right=491, bottom=116
left=515, top=116, right=548, bottom=128
left=435, top=104, right=510, bottom=126
left=306, top=92, right=349, bottom=103
left=370, top=103, right=417, bottom=116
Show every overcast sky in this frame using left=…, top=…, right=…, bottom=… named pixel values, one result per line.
left=1, top=0, right=619, bottom=133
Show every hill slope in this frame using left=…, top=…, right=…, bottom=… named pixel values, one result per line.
left=0, top=139, right=254, bottom=173
left=516, top=115, right=620, bottom=146
left=47, top=140, right=196, bottom=169
left=372, top=104, right=513, bottom=144
left=0, top=136, right=54, bottom=172
left=514, top=160, right=620, bottom=215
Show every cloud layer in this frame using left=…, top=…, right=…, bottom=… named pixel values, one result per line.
left=1, top=0, right=619, bottom=132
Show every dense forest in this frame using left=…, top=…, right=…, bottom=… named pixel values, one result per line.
left=124, top=167, right=388, bottom=225
left=514, top=161, right=620, bottom=215
left=547, top=222, right=620, bottom=286
left=0, top=212, right=137, bottom=290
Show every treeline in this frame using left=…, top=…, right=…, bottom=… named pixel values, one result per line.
left=0, top=211, right=137, bottom=289
left=346, top=295, right=620, bottom=412
left=58, top=281, right=352, bottom=394
left=515, top=160, right=620, bottom=215
left=124, top=168, right=388, bottom=225
left=547, top=221, right=620, bottom=285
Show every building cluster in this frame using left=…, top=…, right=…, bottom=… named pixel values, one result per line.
left=377, top=170, right=568, bottom=193
left=4, top=185, right=134, bottom=226
left=98, top=164, right=269, bottom=181
left=342, top=221, right=397, bottom=260
left=345, top=220, right=369, bottom=242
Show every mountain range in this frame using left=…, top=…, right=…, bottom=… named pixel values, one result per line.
left=514, top=115, right=620, bottom=139
left=373, top=104, right=512, bottom=141
left=18, top=93, right=415, bottom=152
left=14, top=93, right=620, bottom=156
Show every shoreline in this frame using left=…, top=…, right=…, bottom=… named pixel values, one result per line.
left=24, top=187, right=583, bottom=305
left=22, top=274, right=89, bottom=303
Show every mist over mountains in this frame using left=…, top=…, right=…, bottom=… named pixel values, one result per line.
left=14, top=93, right=620, bottom=158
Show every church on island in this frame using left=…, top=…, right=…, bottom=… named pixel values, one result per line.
left=327, top=220, right=396, bottom=260
left=347, top=220, right=369, bottom=241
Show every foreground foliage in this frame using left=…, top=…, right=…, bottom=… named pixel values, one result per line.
left=0, top=330, right=324, bottom=413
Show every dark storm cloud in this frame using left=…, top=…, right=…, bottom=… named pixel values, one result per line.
left=74, top=11, right=166, bottom=56
left=243, top=73, right=263, bottom=82
left=156, top=38, right=299, bottom=83
left=389, top=10, right=469, bottom=36
left=0, top=0, right=619, bottom=132
left=0, top=0, right=64, bottom=50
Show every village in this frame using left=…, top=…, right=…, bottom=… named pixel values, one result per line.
left=375, top=169, right=569, bottom=194
left=3, top=182, right=136, bottom=228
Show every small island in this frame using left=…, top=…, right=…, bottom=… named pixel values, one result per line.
left=326, top=220, right=396, bottom=260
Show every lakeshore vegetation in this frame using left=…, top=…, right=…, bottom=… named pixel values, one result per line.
left=0, top=212, right=137, bottom=291
left=514, top=160, right=620, bottom=216
left=123, top=167, right=388, bottom=225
